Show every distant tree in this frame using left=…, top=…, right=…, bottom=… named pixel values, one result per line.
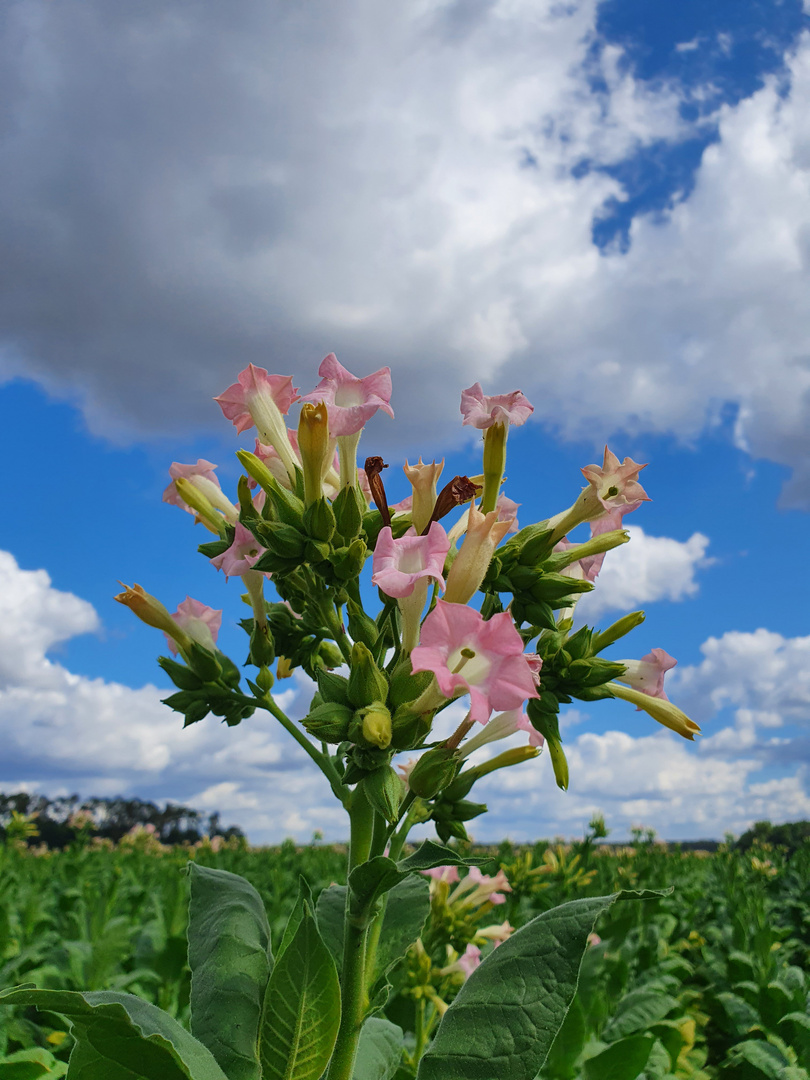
left=735, top=819, right=810, bottom=855
left=0, top=792, right=244, bottom=848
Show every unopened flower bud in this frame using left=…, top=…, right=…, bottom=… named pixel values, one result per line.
left=115, top=584, right=193, bottom=652
left=298, top=402, right=332, bottom=506
left=346, top=599, right=378, bottom=648
left=332, top=485, right=366, bottom=540
left=249, top=623, right=275, bottom=668
left=480, top=420, right=508, bottom=514
left=362, top=765, right=402, bottom=822
left=352, top=702, right=392, bottom=749
left=403, top=458, right=444, bottom=534
left=407, top=747, right=462, bottom=799
left=444, top=505, right=514, bottom=605
left=591, top=611, right=646, bottom=653
left=173, top=478, right=230, bottom=536
left=303, top=701, right=353, bottom=743
left=606, top=681, right=700, bottom=740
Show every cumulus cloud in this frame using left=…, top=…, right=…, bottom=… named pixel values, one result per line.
left=672, top=627, right=810, bottom=736
left=0, top=550, right=333, bottom=840
left=575, top=525, right=712, bottom=620
left=3, top=2, right=810, bottom=500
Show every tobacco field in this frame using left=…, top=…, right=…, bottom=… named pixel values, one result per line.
left=1, top=829, right=809, bottom=1080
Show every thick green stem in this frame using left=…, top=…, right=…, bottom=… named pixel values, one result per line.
left=326, top=787, right=375, bottom=1080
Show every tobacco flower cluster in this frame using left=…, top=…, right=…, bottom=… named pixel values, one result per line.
left=116, top=353, right=699, bottom=842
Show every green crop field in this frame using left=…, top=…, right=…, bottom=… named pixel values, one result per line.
left=1, top=827, right=809, bottom=1079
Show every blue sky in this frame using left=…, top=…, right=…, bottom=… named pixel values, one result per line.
left=1, top=0, right=810, bottom=842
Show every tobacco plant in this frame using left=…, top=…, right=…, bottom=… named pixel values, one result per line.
left=2, top=355, right=700, bottom=1079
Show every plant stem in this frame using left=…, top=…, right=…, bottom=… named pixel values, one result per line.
left=260, top=696, right=348, bottom=806
left=326, top=786, right=375, bottom=1080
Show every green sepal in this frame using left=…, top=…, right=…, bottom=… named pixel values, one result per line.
left=333, top=485, right=366, bottom=540
left=347, top=599, right=379, bottom=648
left=407, top=747, right=461, bottom=799
left=183, top=700, right=212, bottom=727
left=249, top=624, right=275, bottom=668
left=316, top=668, right=352, bottom=706
left=303, top=496, right=336, bottom=543
left=362, top=766, right=402, bottom=824
left=158, top=656, right=203, bottom=691
left=302, top=702, right=354, bottom=743
left=198, top=538, right=231, bottom=559
left=163, top=689, right=207, bottom=714
left=187, top=643, right=223, bottom=682
left=347, top=642, right=389, bottom=708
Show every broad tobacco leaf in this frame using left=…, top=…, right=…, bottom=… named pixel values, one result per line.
left=186, top=863, right=273, bottom=1080
left=352, top=1018, right=405, bottom=1080
left=258, top=906, right=341, bottom=1080
left=0, top=987, right=229, bottom=1080
left=417, top=890, right=670, bottom=1080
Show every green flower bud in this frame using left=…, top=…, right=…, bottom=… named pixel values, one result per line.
left=256, top=665, right=275, bottom=692
left=303, top=496, right=336, bottom=543
left=315, top=641, right=344, bottom=670
left=249, top=623, right=275, bottom=668
left=407, top=747, right=461, bottom=800
left=431, top=798, right=487, bottom=822
left=529, top=573, right=593, bottom=604
left=332, top=484, right=365, bottom=540
left=303, top=702, right=354, bottom=743
left=253, top=521, right=306, bottom=560
left=362, top=766, right=402, bottom=823
left=591, top=611, right=646, bottom=653
left=347, top=642, right=389, bottom=708
left=305, top=538, right=332, bottom=564
left=346, top=599, right=378, bottom=648
left=157, top=657, right=203, bottom=692
left=352, top=703, right=392, bottom=749
left=387, top=663, right=434, bottom=710
left=330, top=538, right=368, bottom=581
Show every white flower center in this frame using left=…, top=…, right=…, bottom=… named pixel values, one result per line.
left=447, top=645, right=491, bottom=686
left=334, top=383, right=365, bottom=408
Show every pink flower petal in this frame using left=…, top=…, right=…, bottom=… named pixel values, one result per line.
left=214, top=365, right=299, bottom=434
left=301, top=353, right=394, bottom=436
left=460, top=383, right=534, bottom=430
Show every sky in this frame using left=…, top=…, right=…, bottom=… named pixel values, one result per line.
left=1, top=0, right=810, bottom=843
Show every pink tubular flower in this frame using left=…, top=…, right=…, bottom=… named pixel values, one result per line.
left=442, top=944, right=482, bottom=980
left=210, top=523, right=266, bottom=581
left=460, top=383, right=534, bottom=430
left=450, top=866, right=512, bottom=907
left=615, top=648, right=677, bottom=702
left=164, top=597, right=222, bottom=657
left=163, top=460, right=237, bottom=523
left=249, top=435, right=300, bottom=490
left=422, top=865, right=460, bottom=884
left=581, top=446, right=650, bottom=514
left=411, top=601, right=539, bottom=724
left=371, top=522, right=450, bottom=598
left=215, top=366, right=300, bottom=481
left=301, top=353, right=394, bottom=437
left=214, top=365, right=299, bottom=434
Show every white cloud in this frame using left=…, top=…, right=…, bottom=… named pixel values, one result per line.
left=0, top=550, right=333, bottom=841
left=3, top=4, right=810, bottom=501
left=672, top=627, right=810, bottom=730
left=575, top=526, right=712, bottom=620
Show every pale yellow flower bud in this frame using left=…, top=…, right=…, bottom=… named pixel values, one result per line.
left=444, top=505, right=514, bottom=604
left=403, top=457, right=444, bottom=534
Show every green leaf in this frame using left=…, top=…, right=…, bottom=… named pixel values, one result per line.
left=374, top=876, right=430, bottom=981
left=544, top=994, right=587, bottom=1079
left=721, top=1039, right=790, bottom=1078
left=352, top=1018, right=404, bottom=1080
left=778, top=1014, right=810, bottom=1061
left=417, top=890, right=668, bottom=1080
left=186, top=864, right=273, bottom=1080
left=315, top=884, right=347, bottom=971
left=582, top=1035, right=655, bottom=1080
left=0, top=987, right=229, bottom=1080
left=258, top=907, right=341, bottom=1080
left=349, top=842, right=489, bottom=914
left=277, top=878, right=314, bottom=961
left=0, top=1047, right=68, bottom=1079
left=603, top=990, right=679, bottom=1039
